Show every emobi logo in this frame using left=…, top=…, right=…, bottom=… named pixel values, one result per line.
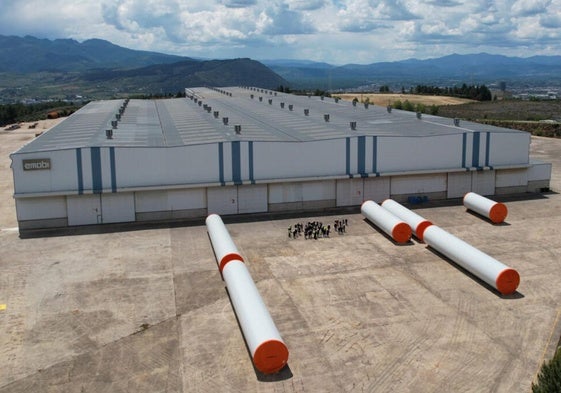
left=23, top=158, right=51, bottom=171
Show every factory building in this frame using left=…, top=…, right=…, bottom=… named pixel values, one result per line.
left=10, top=86, right=551, bottom=230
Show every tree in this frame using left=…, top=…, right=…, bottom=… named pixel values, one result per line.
left=532, top=348, right=561, bottom=393
left=403, top=100, right=414, bottom=112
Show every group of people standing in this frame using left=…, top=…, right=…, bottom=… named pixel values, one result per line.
left=287, top=218, right=348, bottom=240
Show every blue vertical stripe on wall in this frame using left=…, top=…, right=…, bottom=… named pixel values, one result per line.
left=109, top=147, right=117, bottom=193
left=76, top=148, right=84, bottom=195
left=357, top=136, right=366, bottom=177
left=231, top=141, right=242, bottom=185
left=372, top=136, right=378, bottom=175
left=218, top=142, right=225, bottom=186
left=346, top=137, right=351, bottom=177
left=91, top=147, right=102, bottom=194
left=472, top=132, right=480, bottom=168
left=485, top=132, right=491, bottom=168
left=461, top=133, right=467, bottom=168
left=248, top=141, right=255, bottom=184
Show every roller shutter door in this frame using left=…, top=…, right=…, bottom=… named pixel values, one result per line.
left=67, top=194, right=101, bottom=226
left=208, top=186, right=238, bottom=215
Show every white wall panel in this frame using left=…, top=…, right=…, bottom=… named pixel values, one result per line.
left=238, top=184, right=267, bottom=214
left=115, top=145, right=218, bottom=188
left=391, top=174, right=447, bottom=195
left=268, top=183, right=303, bottom=203
left=16, top=196, right=67, bottom=221
left=102, top=193, right=135, bottom=223
left=12, top=150, right=79, bottom=194
left=489, top=133, right=530, bottom=166
left=471, top=170, right=495, bottom=195
left=377, top=135, right=462, bottom=173
left=207, top=186, right=238, bottom=215
left=363, top=177, right=390, bottom=202
left=336, top=178, right=364, bottom=206
left=495, top=169, right=528, bottom=187
left=447, top=172, right=472, bottom=198
left=302, top=180, right=336, bottom=201
left=528, top=162, right=552, bottom=181
left=135, top=191, right=167, bottom=213
left=67, top=194, right=101, bottom=226
left=168, top=189, right=206, bottom=210
left=253, top=140, right=344, bottom=180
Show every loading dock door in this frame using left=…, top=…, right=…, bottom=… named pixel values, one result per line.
left=102, top=193, right=135, bottom=224
left=207, top=186, right=238, bottom=215
left=67, top=194, right=102, bottom=226
left=472, top=170, right=495, bottom=196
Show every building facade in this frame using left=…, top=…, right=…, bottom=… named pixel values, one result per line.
left=11, top=87, right=551, bottom=230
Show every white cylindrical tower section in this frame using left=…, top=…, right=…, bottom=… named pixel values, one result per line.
left=206, top=213, right=244, bottom=272
left=463, top=192, right=508, bottom=224
left=381, top=199, right=433, bottom=241
left=423, top=225, right=520, bottom=295
left=361, top=200, right=412, bottom=243
left=222, top=260, right=289, bottom=374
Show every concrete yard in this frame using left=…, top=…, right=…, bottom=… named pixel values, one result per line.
left=1, top=124, right=561, bottom=392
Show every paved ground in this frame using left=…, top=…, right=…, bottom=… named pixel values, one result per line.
left=1, top=124, right=561, bottom=392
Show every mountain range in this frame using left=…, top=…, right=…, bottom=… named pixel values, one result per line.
left=263, top=53, right=561, bottom=89
left=1, top=35, right=561, bottom=101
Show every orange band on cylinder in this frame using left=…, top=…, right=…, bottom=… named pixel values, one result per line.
left=489, top=203, right=508, bottom=224
left=219, top=253, right=244, bottom=272
left=253, top=339, right=289, bottom=374
left=495, top=268, right=520, bottom=295
left=391, top=222, right=412, bottom=243
left=415, top=220, right=433, bottom=242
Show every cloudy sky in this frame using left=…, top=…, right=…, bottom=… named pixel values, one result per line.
left=1, top=0, right=560, bottom=64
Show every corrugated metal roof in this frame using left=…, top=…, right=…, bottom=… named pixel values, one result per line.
left=16, top=86, right=523, bottom=153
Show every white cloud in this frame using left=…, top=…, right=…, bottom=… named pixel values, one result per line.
left=0, top=0, right=560, bottom=63
left=511, top=0, right=551, bottom=17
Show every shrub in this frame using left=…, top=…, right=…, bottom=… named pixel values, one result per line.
left=532, top=348, right=561, bottom=393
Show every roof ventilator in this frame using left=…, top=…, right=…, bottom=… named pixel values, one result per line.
left=268, top=99, right=273, bottom=105
left=214, top=111, right=219, bottom=118
left=223, top=117, right=229, bottom=125
left=324, top=114, right=330, bottom=122
left=105, top=129, right=113, bottom=139
left=364, top=103, right=369, bottom=109
left=350, top=121, right=357, bottom=130
left=454, top=118, right=461, bottom=127
left=387, top=105, right=392, bottom=113
left=280, top=102, right=285, bottom=108
left=234, top=125, right=242, bottom=135
left=288, top=104, right=293, bottom=111
left=416, top=112, right=422, bottom=119
left=304, top=109, right=309, bottom=116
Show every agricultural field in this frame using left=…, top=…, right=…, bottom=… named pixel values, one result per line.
left=334, top=93, right=475, bottom=107
left=336, top=93, right=561, bottom=137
